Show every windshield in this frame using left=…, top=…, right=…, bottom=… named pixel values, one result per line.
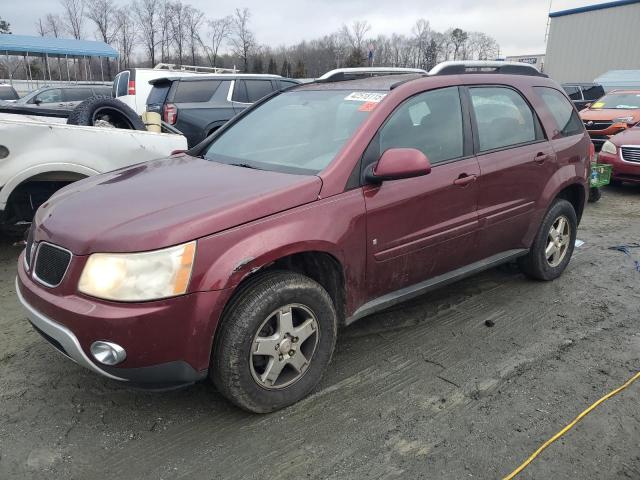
left=591, top=92, right=640, bottom=109
left=203, top=89, right=383, bottom=175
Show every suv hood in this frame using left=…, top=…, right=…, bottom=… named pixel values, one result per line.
left=580, top=108, right=640, bottom=122
left=609, top=127, right=640, bottom=146
left=33, top=155, right=322, bottom=255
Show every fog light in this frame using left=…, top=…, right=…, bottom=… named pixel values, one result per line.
left=90, top=341, right=126, bottom=366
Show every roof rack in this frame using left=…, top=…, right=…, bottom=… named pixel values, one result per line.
left=153, top=63, right=240, bottom=74
left=429, top=61, right=547, bottom=77
left=317, top=67, right=428, bottom=83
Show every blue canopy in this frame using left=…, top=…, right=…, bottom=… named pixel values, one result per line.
left=0, top=34, right=118, bottom=58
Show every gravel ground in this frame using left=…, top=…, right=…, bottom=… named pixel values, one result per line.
left=0, top=185, right=639, bottom=480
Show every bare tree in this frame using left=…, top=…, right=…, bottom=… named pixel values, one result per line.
left=449, top=28, right=468, bottom=60
left=115, top=8, right=136, bottom=69
left=133, top=0, right=160, bottom=66
left=45, top=14, right=64, bottom=37
left=86, top=0, right=120, bottom=76
left=168, top=1, right=189, bottom=65
left=203, top=16, right=231, bottom=68
left=185, top=6, right=204, bottom=65
left=36, top=18, right=48, bottom=36
left=60, top=0, right=85, bottom=39
left=340, top=20, right=371, bottom=52
left=158, top=0, right=173, bottom=63
left=229, top=7, right=255, bottom=72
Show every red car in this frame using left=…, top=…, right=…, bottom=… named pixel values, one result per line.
left=598, top=128, right=640, bottom=184
left=579, top=89, right=640, bottom=149
left=16, top=63, right=591, bottom=412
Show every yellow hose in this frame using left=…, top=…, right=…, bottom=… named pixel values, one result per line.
left=502, top=370, right=640, bottom=480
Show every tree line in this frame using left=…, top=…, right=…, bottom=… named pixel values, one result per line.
left=7, top=1, right=500, bottom=80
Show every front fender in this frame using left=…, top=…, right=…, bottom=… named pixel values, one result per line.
left=189, top=189, right=368, bottom=315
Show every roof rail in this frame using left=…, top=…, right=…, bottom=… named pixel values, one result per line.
left=317, top=67, right=427, bottom=83
left=153, top=63, right=240, bottom=74
left=429, top=61, right=547, bottom=77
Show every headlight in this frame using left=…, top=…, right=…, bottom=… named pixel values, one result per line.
left=612, top=116, right=634, bottom=124
left=601, top=141, right=617, bottom=155
left=78, top=241, right=196, bottom=301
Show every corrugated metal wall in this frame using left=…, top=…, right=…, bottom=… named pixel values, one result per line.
left=545, top=3, right=640, bottom=83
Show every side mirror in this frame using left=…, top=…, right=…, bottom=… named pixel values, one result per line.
left=33, top=98, right=42, bottom=105
left=584, top=102, right=592, bottom=108
left=366, top=148, right=431, bottom=183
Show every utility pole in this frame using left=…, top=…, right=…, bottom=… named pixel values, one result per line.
left=544, top=0, right=554, bottom=44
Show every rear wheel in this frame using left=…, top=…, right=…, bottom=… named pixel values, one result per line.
left=518, top=199, right=577, bottom=281
left=211, top=271, right=337, bottom=413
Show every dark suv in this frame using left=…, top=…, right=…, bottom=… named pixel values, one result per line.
left=562, top=83, right=605, bottom=111
left=17, top=63, right=591, bottom=413
left=147, top=74, right=300, bottom=147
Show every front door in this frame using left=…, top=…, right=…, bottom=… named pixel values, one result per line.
left=363, top=86, right=481, bottom=300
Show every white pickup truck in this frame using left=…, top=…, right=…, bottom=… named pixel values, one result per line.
left=0, top=108, right=187, bottom=235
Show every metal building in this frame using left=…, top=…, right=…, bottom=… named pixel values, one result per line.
left=544, top=0, right=640, bottom=83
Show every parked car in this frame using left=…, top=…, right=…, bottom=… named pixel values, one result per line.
left=0, top=83, right=20, bottom=101
left=17, top=62, right=591, bottom=413
left=15, top=84, right=112, bottom=109
left=113, top=63, right=239, bottom=115
left=598, top=127, right=640, bottom=185
left=561, top=83, right=605, bottom=110
left=579, top=89, right=640, bottom=149
left=146, top=74, right=299, bottom=147
left=0, top=100, right=186, bottom=235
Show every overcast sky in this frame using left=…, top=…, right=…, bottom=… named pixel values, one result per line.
left=4, top=0, right=593, bottom=56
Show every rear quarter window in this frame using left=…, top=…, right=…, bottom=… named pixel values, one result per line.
left=114, top=71, right=130, bottom=97
left=0, top=87, right=18, bottom=100
left=534, top=87, right=584, bottom=138
left=244, top=80, right=276, bottom=103
left=173, top=80, right=221, bottom=103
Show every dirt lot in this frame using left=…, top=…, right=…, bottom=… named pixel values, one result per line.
left=1, top=185, right=639, bottom=480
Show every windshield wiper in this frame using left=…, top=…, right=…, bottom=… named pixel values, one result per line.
left=229, top=162, right=261, bottom=170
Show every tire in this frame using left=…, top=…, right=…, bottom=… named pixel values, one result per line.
left=518, top=199, right=577, bottom=281
left=211, top=271, right=337, bottom=413
left=588, top=186, right=601, bottom=203
left=67, top=96, right=146, bottom=131
left=610, top=179, right=623, bottom=187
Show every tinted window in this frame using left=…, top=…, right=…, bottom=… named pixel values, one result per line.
left=173, top=80, right=221, bottom=103
left=535, top=87, right=584, bottom=138
left=231, top=80, right=247, bottom=103
left=114, top=71, right=129, bottom=97
left=470, top=87, right=537, bottom=152
left=34, top=89, right=63, bottom=103
left=0, top=87, right=18, bottom=100
left=147, top=83, right=171, bottom=109
left=63, top=88, right=94, bottom=101
left=245, top=80, right=275, bottom=103
left=379, top=87, right=464, bottom=164
left=581, top=85, right=604, bottom=100
left=562, top=86, right=582, bottom=101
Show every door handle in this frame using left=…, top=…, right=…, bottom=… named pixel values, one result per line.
left=534, top=153, right=550, bottom=164
left=453, top=174, right=477, bottom=186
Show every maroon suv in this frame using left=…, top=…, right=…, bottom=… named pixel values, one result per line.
left=17, top=63, right=591, bottom=412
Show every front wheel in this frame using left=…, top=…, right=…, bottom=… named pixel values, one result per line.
left=518, top=199, right=577, bottom=281
left=211, top=271, right=337, bottom=413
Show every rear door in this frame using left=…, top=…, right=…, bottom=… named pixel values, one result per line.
left=467, top=85, right=554, bottom=258
left=363, top=86, right=481, bottom=299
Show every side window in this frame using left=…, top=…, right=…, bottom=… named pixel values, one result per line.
left=245, top=80, right=275, bottom=103
left=231, top=80, right=248, bottom=103
left=63, top=88, right=93, bottom=101
left=469, top=87, right=538, bottom=152
left=35, top=89, right=63, bottom=103
left=114, top=71, right=129, bottom=97
left=173, top=80, right=221, bottom=103
left=562, top=86, right=582, bottom=101
left=534, top=87, right=584, bottom=138
left=378, top=86, right=464, bottom=165
left=582, top=85, right=604, bottom=101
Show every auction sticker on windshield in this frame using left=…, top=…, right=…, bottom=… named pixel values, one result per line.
left=345, top=92, right=387, bottom=103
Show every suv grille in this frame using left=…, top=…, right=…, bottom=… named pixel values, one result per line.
left=34, top=243, right=72, bottom=287
left=584, top=120, right=612, bottom=131
left=24, top=227, right=34, bottom=269
left=621, top=147, right=640, bottom=163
